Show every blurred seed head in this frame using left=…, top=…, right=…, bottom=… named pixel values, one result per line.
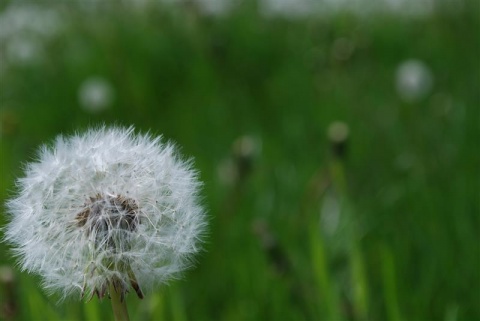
left=5, top=36, right=43, bottom=66
left=232, top=135, right=259, bottom=172
left=218, top=135, right=261, bottom=186
left=0, top=4, right=63, bottom=39
left=0, top=4, right=63, bottom=68
left=395, top=59, right=434, bottom=103
left=78, top=76, right=115, bottom=113
left=123, top=0, right=152, bottom=9
left=327, top=121, right=350, bottom=159
left=260, top=0, right=313, bottom=18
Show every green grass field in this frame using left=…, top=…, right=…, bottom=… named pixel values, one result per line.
left=0, top=1, right=479, bottom=320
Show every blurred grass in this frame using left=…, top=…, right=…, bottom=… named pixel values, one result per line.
left=0, top=1, right=479, bottom=320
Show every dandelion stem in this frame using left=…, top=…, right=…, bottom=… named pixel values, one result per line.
left=109, top=282, right=130, bottom=321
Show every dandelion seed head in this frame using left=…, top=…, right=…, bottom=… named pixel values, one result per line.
left=395, top=59, right=433, bottom=103
left=0, top=3, right=63, bottom=68
left=3, top=126, right=206, bottom=301
left=78, top=77, right=115, bottom=113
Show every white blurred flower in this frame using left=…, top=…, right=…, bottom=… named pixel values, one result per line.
left=0, top=4, right=62, bottom=40
left=395, top=59, right=434, bottom=103
left=0, top=4, right=64, bottom=67
left=327, top=121, right=350, bottom=158
left=78, top=77, right=115, bottom=113
left=327, top=121, right=349, bottom=144
left=5, top=36, right=43, bottom=66
left=260, top=0, right=313, bottom=17
left=4, top=126, right=206, bottom=301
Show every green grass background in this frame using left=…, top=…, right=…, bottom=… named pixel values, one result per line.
left=0, top=1, right=479, bottom=320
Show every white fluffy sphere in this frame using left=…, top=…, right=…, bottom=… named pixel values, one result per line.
left=4, top=126, right=206, bottom=301
left=395, top=59, right=433, bottom=103
left=78, top=77, right=114, bottom=113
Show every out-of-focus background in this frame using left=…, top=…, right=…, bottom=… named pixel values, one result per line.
left=0, top=0, right=478, bottom=320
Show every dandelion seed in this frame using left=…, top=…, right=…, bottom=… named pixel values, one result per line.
left=3, top=126, right=206, bottom=318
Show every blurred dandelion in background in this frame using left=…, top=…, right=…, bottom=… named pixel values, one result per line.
left=327, top=121, right=350, bottom=158
left=78, top=77, right=115, bottom=113
left=217, top=135, right=261, bottom=186
left=395, top=59, right=434, bottom=103
left=0, top=3, right=63, bottom=67
left=5, top=36, right=43, bottom=66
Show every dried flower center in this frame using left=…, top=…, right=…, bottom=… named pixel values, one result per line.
left=76, top=194, right=139, bottom=237
left=75, top=194, right=144, bottom=300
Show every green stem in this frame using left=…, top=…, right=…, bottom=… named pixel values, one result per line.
left=109, top=282, right=130, bottom=321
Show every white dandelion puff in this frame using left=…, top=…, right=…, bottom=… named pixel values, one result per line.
left=395, top=59, right=434, bottom=103
left=0, top=3, right=64, bottom=68
left=5, top=36, right=44, bottom=66
left=3, top=126, right=206, bottom=302
left=78, top=77, right=115, bottom=113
